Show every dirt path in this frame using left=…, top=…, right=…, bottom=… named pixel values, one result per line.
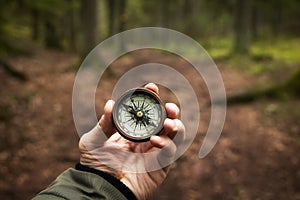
left=0, top=48, right=299, bottom=199
left=0, top=48, right=79, bottom=199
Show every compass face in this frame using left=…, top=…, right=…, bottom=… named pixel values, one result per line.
left=112, top=88, right=166, bottom=142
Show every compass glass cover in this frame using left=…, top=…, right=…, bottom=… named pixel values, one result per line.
left=113, top=89, right=166, bottom=141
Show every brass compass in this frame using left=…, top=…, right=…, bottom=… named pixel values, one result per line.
left=112, top=88, right=166, bottom=142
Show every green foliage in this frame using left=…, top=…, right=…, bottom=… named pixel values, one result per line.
left=0, top=0, right=299, bottom=55
left=126, top=0, right=150, bottom=28
left=0, top=0, right=20, bottom=53
left=23, top=0, right=69, bottom=15
left=206, top=35, right=300, bottom=105
left=252, top=38, right=300, bottom=65
left=203, top=37, right=233, bottom=59
left=206, top=36, right=300, bottom=76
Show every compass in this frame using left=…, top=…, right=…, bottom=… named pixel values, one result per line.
left=112, top=88, right=166, bottom=142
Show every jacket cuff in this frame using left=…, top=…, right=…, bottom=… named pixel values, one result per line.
left=75, top=163, right=137, bottom=200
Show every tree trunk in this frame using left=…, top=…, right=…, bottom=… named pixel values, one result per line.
left=118, top=0, right=127, bottom=33
left=44, top=16, right=62, bottom=49
left=107, top=0, right=127, bottom=36
left=31, top=8, right=40, bottom=41
left=107, top=0, right=116, bottom=36
left=161, top=0, right=170, bottom=28
left=251, top=2, right=259, bottom=40
left=81, top=0, right=98, bottom=56
left=271, top=3, right=282, bottom=38
left=67, top=0, right=76, bottom=51
left=233, top=0, right=252, bottom=55
left=182, top=0, right=200, bottom=38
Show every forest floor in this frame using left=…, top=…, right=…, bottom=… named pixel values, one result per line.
left=0, top=46, right=299, bottom=200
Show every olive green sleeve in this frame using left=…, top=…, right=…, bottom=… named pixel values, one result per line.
left=32, top=168, right=133, bottom=200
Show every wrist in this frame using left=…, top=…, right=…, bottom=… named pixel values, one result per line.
left=75, top=163, right=137, bottom=200
left=79, top=158, right=124, bottom=180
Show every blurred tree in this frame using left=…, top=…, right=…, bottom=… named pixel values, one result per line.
left=22, top=0, right=70, bottom=49
left=0, top=0, right=16, bottom=52
left=251, top=1, right=260, bottom=40
left=0, top=0, right=299, bottom=55
left=80, top=0, right=98, bottom=55
left=233, top=0, right=253, bottom=55
left=30, top=7, right=40, bottom=41
left=44, top=15, right=62, bottom=49
left=64, top=0, right=78, bottom=51
left=118, top=0, right=127, bottom=33
left=182, top=0, right=200, bottom=38
left=118, top=0, right=127, bottom=51
left=248, top=0, right=300, bottom=39
left=160, top=0, right=171, bottom=28
left=0, top=0, right=27, bottom=80
left=106, top=0, right=127, bottom=36
left=107, top=0, right=117, bottom=36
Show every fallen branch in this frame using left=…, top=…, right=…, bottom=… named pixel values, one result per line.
left=212, top=70, right=300, bottom=105
left=0, top=59, right=27, bottom=81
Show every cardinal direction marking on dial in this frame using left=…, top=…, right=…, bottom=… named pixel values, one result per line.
left=134, top=120, right=138, bottom=132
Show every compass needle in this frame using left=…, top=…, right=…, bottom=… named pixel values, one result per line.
left=141, top=98, right=145, bottom=109
left=131, top=99, right=138, bottom=110
left=142, top=120, right=147, bottom=128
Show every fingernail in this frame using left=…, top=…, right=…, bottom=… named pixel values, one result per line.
left=106, top=99, right=115, bottom=106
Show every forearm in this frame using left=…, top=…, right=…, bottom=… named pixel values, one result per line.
left=33, top=165, right=136, bottom=200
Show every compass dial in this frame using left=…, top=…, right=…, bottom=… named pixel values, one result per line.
left=112, top=88, right=166, bottom=142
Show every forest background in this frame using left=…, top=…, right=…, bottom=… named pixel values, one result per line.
left=0, top=0, right=299, bottom=199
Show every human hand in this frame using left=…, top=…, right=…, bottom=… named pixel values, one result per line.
left=79, top=83, right=185, bottom=200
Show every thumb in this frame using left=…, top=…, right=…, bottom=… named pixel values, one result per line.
left=99, top=99, right=116, bottom=138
